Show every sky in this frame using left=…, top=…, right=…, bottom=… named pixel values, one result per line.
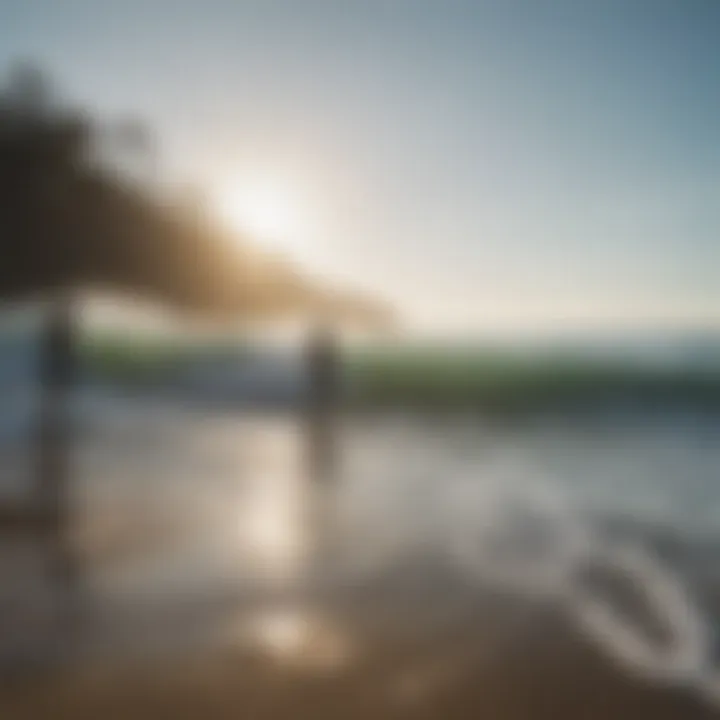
left=0, top=0, right=719, bottom=336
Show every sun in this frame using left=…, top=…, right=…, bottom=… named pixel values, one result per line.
left=214, top=178, right=304, bottom=251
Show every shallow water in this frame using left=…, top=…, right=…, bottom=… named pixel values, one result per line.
left=1, top=389, right=720, bottom=706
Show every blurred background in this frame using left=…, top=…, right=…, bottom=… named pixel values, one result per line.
left=0, top=2, right=719, bottom=718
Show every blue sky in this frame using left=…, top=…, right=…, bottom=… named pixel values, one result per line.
left=1, top=0, right=718, bottom=334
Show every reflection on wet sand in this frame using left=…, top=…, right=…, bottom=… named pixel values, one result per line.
left=232, top=606, right=352, bottom=674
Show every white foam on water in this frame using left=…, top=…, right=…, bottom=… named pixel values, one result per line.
left=441, top=457, right=718, bottom=706
left=567, top=542, right=709, bottom=686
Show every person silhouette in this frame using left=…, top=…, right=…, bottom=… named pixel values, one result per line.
left=304, top=322, right=340, bottom=484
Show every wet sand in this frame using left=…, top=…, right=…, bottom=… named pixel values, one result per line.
left=0, top=582, right=716, bottom=720
left=0, top=546, right=718, bottom=719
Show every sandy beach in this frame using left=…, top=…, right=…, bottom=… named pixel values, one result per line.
left=1, top=577, right=717, bottom=720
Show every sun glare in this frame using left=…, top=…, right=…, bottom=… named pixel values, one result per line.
left=214, top=178, right=305, bottom=252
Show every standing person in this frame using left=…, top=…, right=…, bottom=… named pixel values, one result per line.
left=36, top=292, right=77, bottom=591
left=304, top=322, right=340, bottom=485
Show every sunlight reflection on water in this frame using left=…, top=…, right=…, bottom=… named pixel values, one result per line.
left=237, top=470, right=306, bottom=583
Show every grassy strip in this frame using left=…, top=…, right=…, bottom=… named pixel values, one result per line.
left=343, top=347, right=720, bottom=413
left=78, top=331, right=248, bottom=385
left=79, top=334, right=720, bottom=412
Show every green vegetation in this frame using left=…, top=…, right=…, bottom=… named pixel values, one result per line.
left=343, top=345, right=720, bottom=413
left=79, top=332, right=720, bottom=413
left=79, top=331, right=246, bottom=385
